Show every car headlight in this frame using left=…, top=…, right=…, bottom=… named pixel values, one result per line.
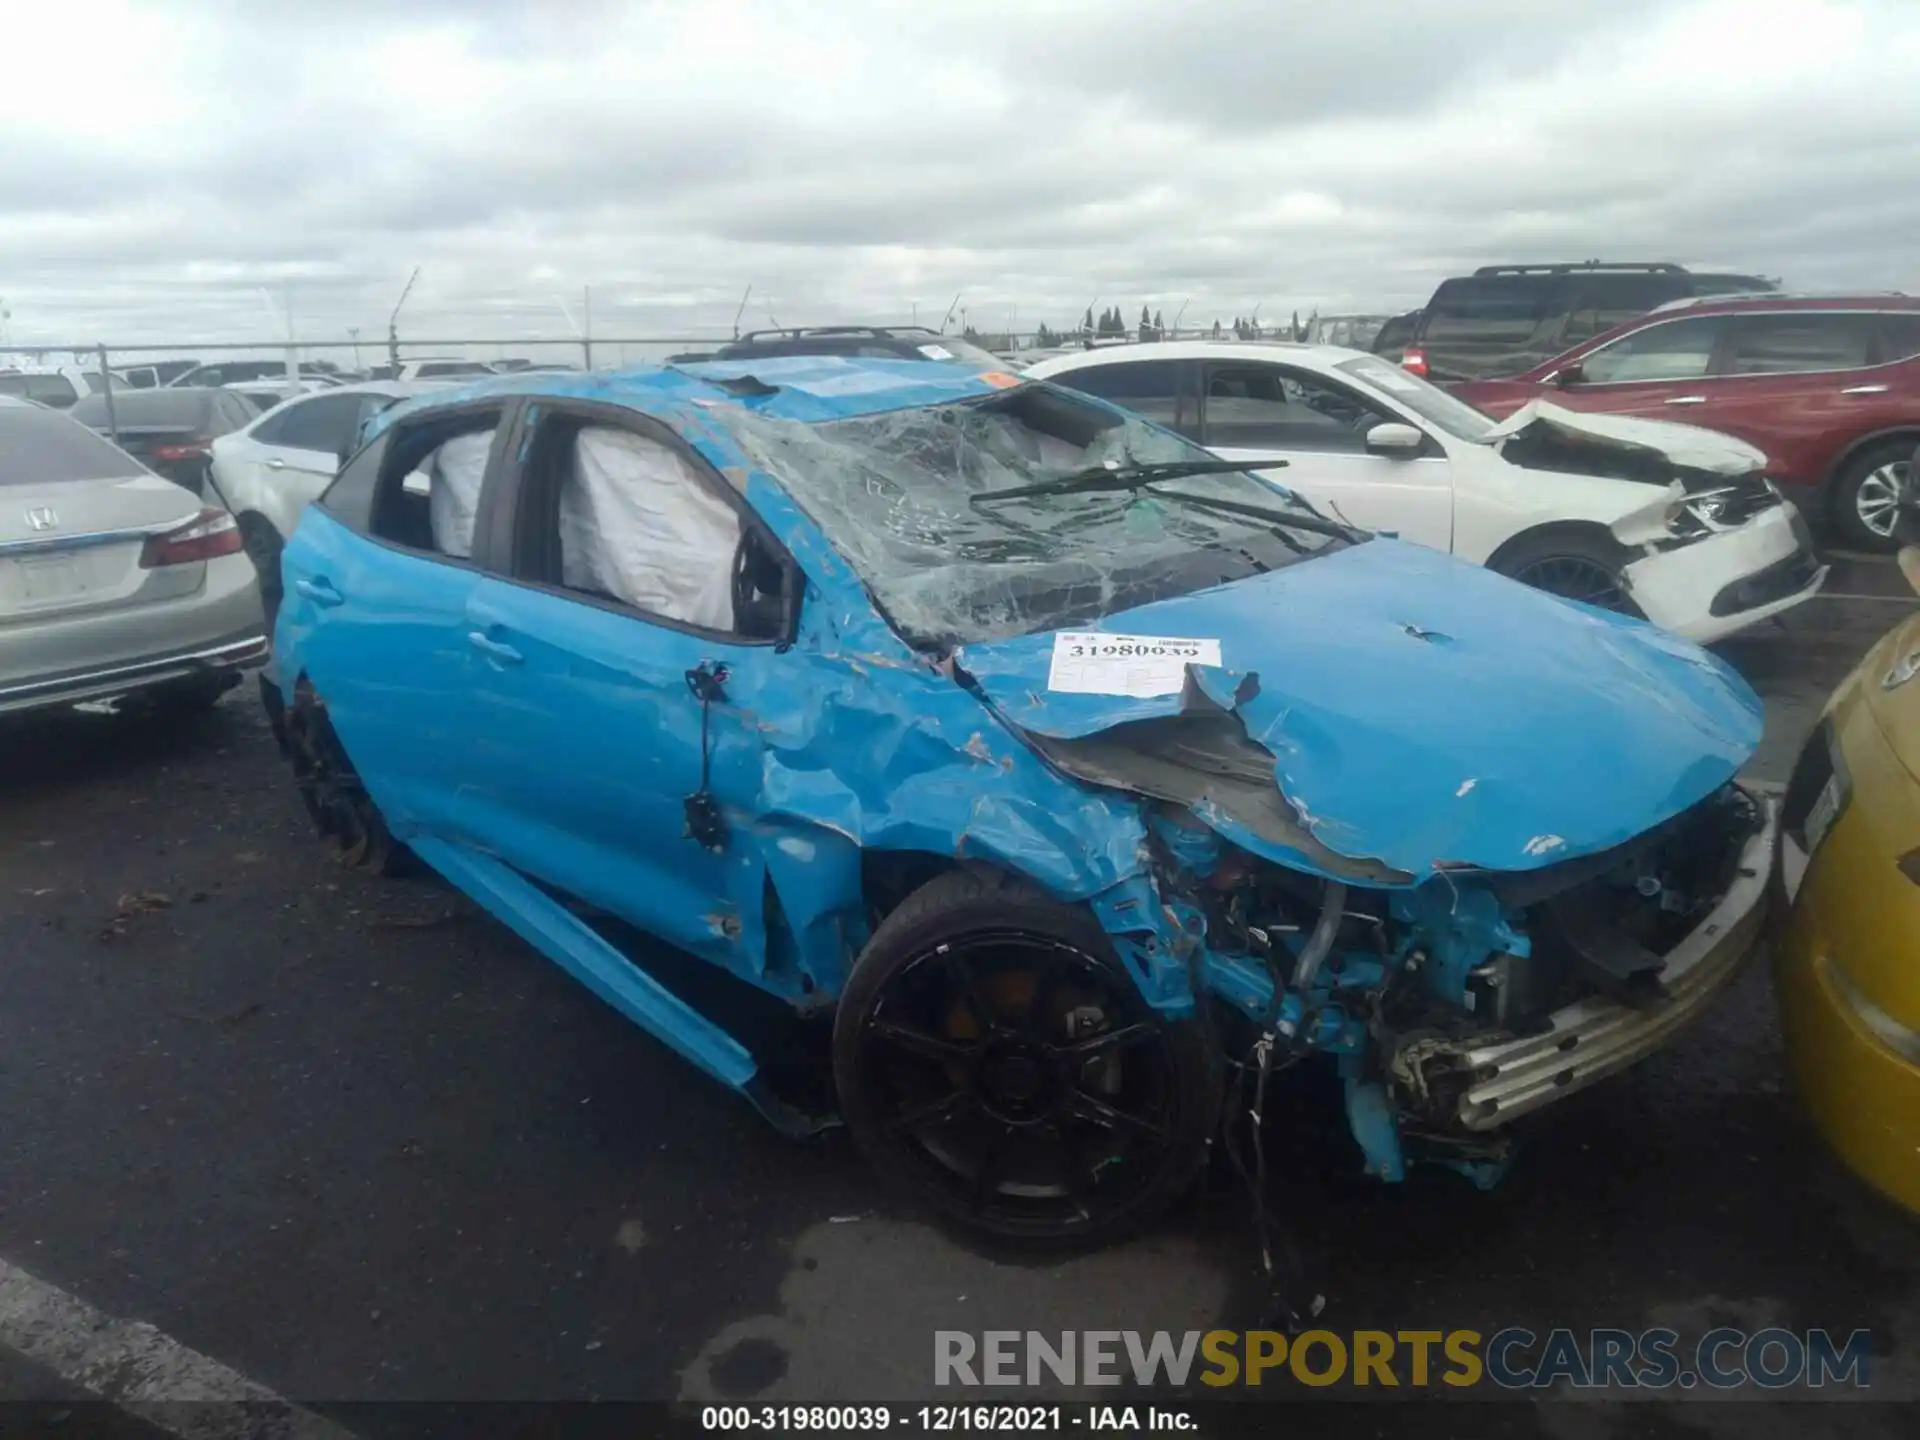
left=1668, top=479, right=1781, bottom=539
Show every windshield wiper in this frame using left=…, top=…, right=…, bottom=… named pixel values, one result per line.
left=970, top=459, right=1366, bottom=543
left=971, top=457, right=1272, bottom=503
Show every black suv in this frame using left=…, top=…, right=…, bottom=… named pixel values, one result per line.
left=713, top=326, right=1007, bottom=369
left=1397, top=261, right=1778, bottom=384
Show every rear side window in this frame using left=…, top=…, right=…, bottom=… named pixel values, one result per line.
left=1201, top=363, right=1388, bottom=451
left=0, top=373, right=80, bottom=407
left=1876, top=313, right=1920, bottom=362
left=1719, top=314, right=1877, bottom=375
left=1049, top=360, right=1192, bottom=433
left=0, top=404, right=148, bottom=484
left=1577, top=316, right=1726, bottom=383
left=320, top=404, right=507, bottom=559
left=1420, top=278, right=1562, bottom=345
left=255, top=392, right=371, bottom=453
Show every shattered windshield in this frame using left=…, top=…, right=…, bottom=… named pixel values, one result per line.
left=728, top=384, right=1351, bottom=647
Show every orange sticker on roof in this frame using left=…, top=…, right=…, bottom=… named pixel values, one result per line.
left=977, top=371, right=1021, bottom=389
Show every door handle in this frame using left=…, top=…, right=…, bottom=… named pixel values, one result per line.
left=265, top=457, right=286, bottom=469
left=1840, top=384, right=1889, bottom=395
left=293, top=577, right=344, bottom=608
left=468, top=631, right=523, bottom=665
left=1663, top=396, right=1707, bottom=405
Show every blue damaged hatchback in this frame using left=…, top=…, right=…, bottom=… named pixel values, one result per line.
left=264, top=355, right=1776, bottom=1247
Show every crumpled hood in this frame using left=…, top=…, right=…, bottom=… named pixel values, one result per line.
left=955, top=538, right=1762, bottom=880
left=1485, top=399, right=1766, bottom=478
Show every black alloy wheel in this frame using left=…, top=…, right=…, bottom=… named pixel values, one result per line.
left=834, top=870, right=1212, bottom=1244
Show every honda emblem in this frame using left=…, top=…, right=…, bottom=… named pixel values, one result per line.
left=24, top=506, right=58, bottom=532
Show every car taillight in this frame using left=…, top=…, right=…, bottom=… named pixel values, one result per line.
left=1400, top=348, right=1428, bottom=377
left=140, top=508, right=244, bottom=568
left=150, top=439, right=211, bottom=462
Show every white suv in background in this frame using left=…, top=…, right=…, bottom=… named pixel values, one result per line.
left=1028, top=341, right=1826, bottom=644
left=209, top=382, right=425, bottom=601
left=393, top=358, right=498, bottom=381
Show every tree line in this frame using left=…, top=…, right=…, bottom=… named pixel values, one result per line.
left=966, top=307, right=1313, bottom=348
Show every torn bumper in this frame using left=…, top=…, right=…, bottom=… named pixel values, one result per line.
left=1625, top=505, right=1826, bottom=644
left=1443, top=792, right=1777, bottom=1131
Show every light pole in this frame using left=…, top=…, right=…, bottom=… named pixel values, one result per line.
left=348, top=327, right=361, bottom=367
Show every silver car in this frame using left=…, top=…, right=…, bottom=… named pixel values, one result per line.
left=0, top=397, right=268, bottom=717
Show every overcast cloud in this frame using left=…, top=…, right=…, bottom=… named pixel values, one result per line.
left=3, top=0, right=1918, bottom=356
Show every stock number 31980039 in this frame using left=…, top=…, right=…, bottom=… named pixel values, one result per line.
left=701, top=1405, right=1068, bottom=1431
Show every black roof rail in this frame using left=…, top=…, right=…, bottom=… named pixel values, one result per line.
left=734, top=324, right=941, bottom=342
left=1470, top=261, right=1688, bottom=277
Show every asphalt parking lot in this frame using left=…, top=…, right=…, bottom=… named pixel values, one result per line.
left=2, top=565, right=1917, bottom=1436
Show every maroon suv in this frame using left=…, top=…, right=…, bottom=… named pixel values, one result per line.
left=1453, top=294, right=1920, bottom=550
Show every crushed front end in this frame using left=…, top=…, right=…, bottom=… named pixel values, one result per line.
left=1098, top=784, right=1773, bottom=1188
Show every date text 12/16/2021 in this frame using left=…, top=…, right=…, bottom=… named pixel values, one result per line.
left=700, top=1405, right=1196, bottom=1431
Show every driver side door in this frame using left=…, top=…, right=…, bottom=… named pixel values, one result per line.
left=1198, top=360, right=1455, bottom=551
left=454, top=397, right=802, bottom=980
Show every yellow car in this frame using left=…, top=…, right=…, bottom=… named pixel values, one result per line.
left=1776, top=541, right=1920, bottom=1212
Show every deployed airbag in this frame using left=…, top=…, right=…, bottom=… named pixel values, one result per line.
left=427, top=428, right=496, bottom=558
left=560, top=425, right=740, bottom=630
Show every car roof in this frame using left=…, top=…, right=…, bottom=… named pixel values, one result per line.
left=364, top=354, right=1022, bottom=445
left=1642, top=291, right=1918, bottom=316
left=1026, top=339, right=1368, bottom=371
left=731, top=325, right=948, bottom=342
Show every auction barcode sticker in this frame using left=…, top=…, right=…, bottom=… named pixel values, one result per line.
left=1047, top=632, right=1222, bottom=697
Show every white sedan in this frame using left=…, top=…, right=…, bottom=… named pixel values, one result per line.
left=1027, top=341, right=1826, bottom=643
left=208, top=382, right=425, bottom=600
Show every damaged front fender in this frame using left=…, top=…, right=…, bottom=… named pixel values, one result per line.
left=958, top=536, right=1762, bottom=881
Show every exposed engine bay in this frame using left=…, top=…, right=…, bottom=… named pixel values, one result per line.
left=1145, top=781, right=1767, bottom=1183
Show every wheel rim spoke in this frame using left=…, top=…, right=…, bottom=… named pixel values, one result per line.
left=868, top=1018, right=975, bottom=1065
left=1058, top=1021, right=1157, bottom=1061
left=883, top=1087, right=973, bottom=1135
left=1860, top=470, right=1902, bottom=533
left=1042, top=1121, right=1099, bottom=1219
left=971, top=1126, right=1012, bottom=1210
left=938, top=946, right=1001, bottom=1036
left=1066, top=1086, right=1168, bottom=1141
left=1519, top=556, right=1625, bottom=609
left=1023, top=961, right=1066, bottom=1041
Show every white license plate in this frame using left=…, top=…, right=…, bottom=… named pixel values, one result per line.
left=17, top=554, right=88, bottom=601
left=1803, top=772, right=1844, bottom=859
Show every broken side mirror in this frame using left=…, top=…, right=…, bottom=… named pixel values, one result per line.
left=1364, top=421, right=1425, bottom=458
left=1550, top=362, right=1586, bottom=388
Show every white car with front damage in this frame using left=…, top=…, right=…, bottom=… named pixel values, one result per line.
left=1029, top=342, right=1827, bottom=643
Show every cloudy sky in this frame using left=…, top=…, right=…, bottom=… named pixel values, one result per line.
left=3, top=0, right=1917, bottom=358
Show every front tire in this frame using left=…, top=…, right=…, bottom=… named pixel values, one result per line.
left=1490, top=526, right=1644, bottom=617
left=1828, top=440, right=1913, bottom=552
left=833, top=868, right=1214, bottom=1246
